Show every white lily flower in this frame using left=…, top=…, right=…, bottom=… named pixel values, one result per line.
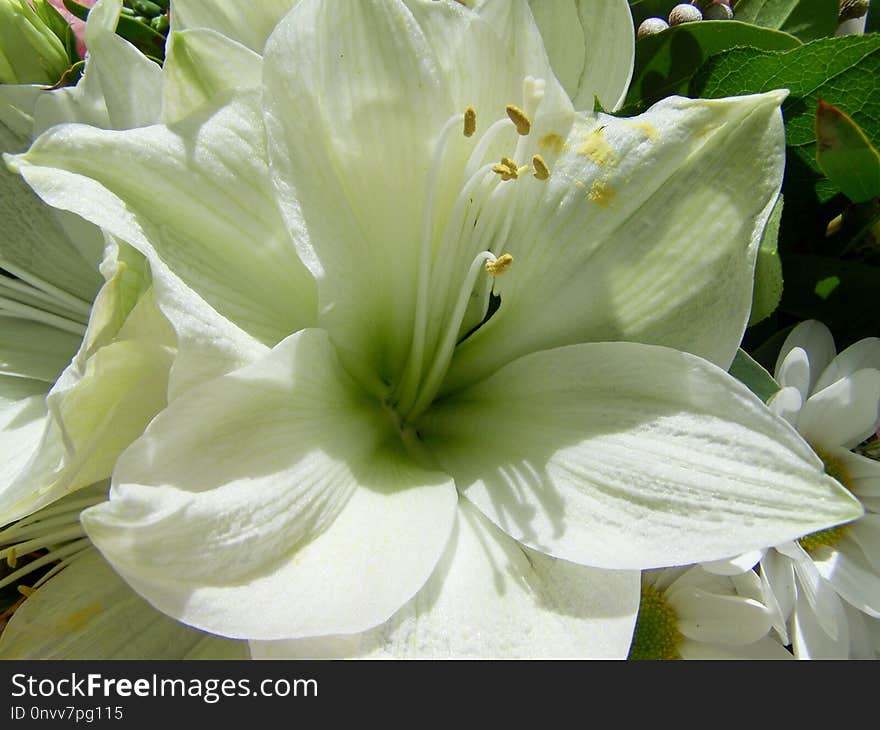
left=7, top=0, right=861, bottom=658
left=0, top=484, right=247, bottom=659
left=0, top=0, right=169, bottom=524
left=760, top=320, right=880, bottom=659
left=628, top=566, right=793, bottom=660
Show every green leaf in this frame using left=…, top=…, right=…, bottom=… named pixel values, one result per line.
left=691, top=35, right=880, bottom=251
left=729, top=348, right=781, bottom=403
left=816, top=99, right=880, bottom=203
left=621, top=21, right=800, bottom=115
left=733, top=0, right=840, bottom=42
left=780, top=254, right=880, bottom=346
left=750, top=194, right=784, bottom=326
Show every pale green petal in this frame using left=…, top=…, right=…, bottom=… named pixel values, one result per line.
left=0, top=244, right=173, bottom=524
left=423, top=342, right=862, bottom=570
left=9, top=91, right=316, bottom=346
left=0, top=83, right=42, bottom=140
left=84, top=329, right=457, bottom=640
left=263, top=0, right=453, bottom=387
left=0, top=317, right=80, bottom=382
left=33, top=0, right=162, bottom=134
left=171, top=0, right=299, bottom=52
left=528, top=0, right=634, bottom=111
left=162, top=29, right=262, bottom=124
left=1, top=131, right=101, bottom=302
left=0, top=375, right=48, bottom=487
left=445, top=92, right=787, bottom=392
left=251, top=500, right=638, bottom=658
left=0, top=549, right=247, bottom=659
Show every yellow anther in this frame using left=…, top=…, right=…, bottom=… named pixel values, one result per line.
left=485, top=253, right=514, bottom=276
left=6, top=546, right=16, bottom=568
left=17, top=585, right=35, bottom=597
left=532, top=154, right=550, bottom=180
left=506, top=104, right=531, bottom=136
left=493, top=157, right=520, bottom=181
left=463, top=107, right=477, bottom=137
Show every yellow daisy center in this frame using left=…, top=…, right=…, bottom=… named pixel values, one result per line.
left=627, top=581, right=683, bottom=660
left=798, top=447, right=854, bottom=554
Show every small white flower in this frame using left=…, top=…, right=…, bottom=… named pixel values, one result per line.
left=628, top=566, right=792, bottom=660
left=761, top=320, right=880, bottom=658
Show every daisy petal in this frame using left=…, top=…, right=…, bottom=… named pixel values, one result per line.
left=423, top=342, right=861, bottom=570
left=0, top=550, right=247, bottom=659
left=812, top=536, right=880, bottom=617
left=776, top=346, right=811, bottom=401
left=83, top=329, right=457, bottom=639
left=814, top=337, right=880, bottom=393
left=792, top=590, right=849, bottom=659
left=679, top=636, right=793, bottom=659
left=836, top=449, right=880, bottom=498
left=774, top=320, right=836, bottom=394
left=674, top=590, right=772, bottom=646
left=797, top=369, right=880, bottom=450
left=767, top=385, right=803, bottom=426
left=250, top=500, right=638, bottom=658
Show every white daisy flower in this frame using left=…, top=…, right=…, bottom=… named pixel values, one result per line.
left=628, top=566, right=792, bottom=660
left=761, top=320, right=880, bottom=658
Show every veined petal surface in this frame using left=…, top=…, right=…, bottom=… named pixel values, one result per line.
left=10, top=92, right=316, bottom=346
left=423, top=342, right=862, bottom=569
left=171, top=0, right=300, bottom=52
left=84, top=329, right=457, bottom=639
left=0, top=549, right=248, bottom=659
left=251, top=500, right=638, bottom=658
left=445, top=92, right=787, bottom=392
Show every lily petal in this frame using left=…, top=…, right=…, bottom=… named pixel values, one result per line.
left=250, top=499, right=638, bottom=658
left=527, top=0, right=634, bottom=111
left=0, top=549, right=248, bottom=659
left=423, top=341, right=862, bottom=570
left=171, top=0, right=300, bottom=52
left=162, top=29, right=262, bottom=124
left=0, top=376, right=48, bottom=487
left=445, top=92, right=787, bottom=391
left=0, top=317, right=80, bottom=382
left=84, top=329, right=457, bottom=639
left=9, top=92, right=316, bottom=346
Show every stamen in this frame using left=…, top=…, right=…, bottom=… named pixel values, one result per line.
left=464, top=117, right=514, bottom=180
left=18, top=586, right=35, bottom=597
left=532, top=154, right=550, bottom=180
left=506, top=104, right=531, bottom=136
left=6, top=546, right=16, bottom=568
left=398, top=111, right=467, bottom=412
left=463, top=107, right=477, bottom=137
left=0, top=257, right=92, bottom=318
left=0, top=538, right=90, bottom=592
left=492, top=157, right=520, bottom=181
left=0, top=298, right=87, bottom=335
left=485, top=253, right=513, bottom=276
left=407, top=251, right=508, bottom=420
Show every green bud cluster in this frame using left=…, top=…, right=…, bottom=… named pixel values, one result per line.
left=121, top=0, right=169, bottom=34
left=0, top=0, right=78, bottom=85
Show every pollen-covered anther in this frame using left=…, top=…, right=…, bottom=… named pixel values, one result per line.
left=506, top=104, right=531, bottom=136
left=463, top=106, right=476, bottom=137
left=532, top=154, right=550, bottom=180
left=493, top=157, right=520, bottom=181
left=6, top=547, right=16, bottom=568
left=17, top=585, right=35, bottom=597
left=485, top=253, right=514, bottom=276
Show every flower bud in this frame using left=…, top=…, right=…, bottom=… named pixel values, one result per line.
left=669, top=3, right=703, bottom=25
left=0, top=0, right=72, bottom=85
left=637, top=17, right=670, bottom=38
left=704, top=1, right=734, bottom=21
left=839, top=0, right=870, bottom=22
